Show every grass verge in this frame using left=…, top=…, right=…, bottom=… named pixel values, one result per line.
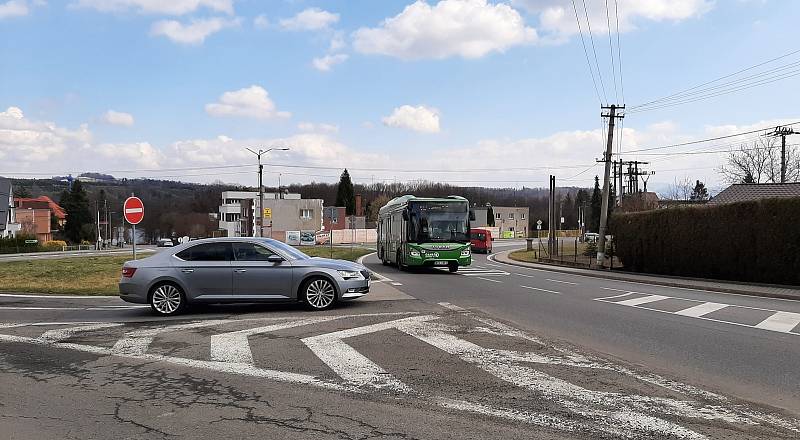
left=0, top=246, right=373, bottom=296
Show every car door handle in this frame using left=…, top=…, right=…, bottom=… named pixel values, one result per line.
left=181, top=269, right=194, bottom=273
left=234, top=269, right=247, bottom=273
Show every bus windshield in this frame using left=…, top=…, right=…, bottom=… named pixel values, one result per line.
left=408, top=201, right=469, bottom=244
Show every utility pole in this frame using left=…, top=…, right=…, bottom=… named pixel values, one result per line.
left=246, top=147, right=290, bottom=237
left=597, top=105, right=624, bottom=264
left=769, top=126, right=797, bottom=183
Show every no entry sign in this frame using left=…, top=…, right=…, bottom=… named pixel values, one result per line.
left=124, top=196, right=144, bottom=225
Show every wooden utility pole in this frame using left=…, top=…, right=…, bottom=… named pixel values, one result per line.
left=769, top=126, right=797, bottom=183
left=597, top=105, right=624, bottom=264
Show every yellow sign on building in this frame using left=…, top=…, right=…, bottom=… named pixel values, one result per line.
left=263, top=208, right=272, bottom=218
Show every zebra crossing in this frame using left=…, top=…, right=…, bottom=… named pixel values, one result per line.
left=595, top=288, right=800, bottom=335
left=1, top=308, right=799, bottom=439
left=436, top=264, right=510, bottom=277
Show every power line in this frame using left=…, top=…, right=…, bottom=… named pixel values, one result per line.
left=605, top=0, right=618, bottom=103
left=581, top=0, right=608, bottom=103
left=616, top=121, right=800, bottom=154
left=614, top=0, right=624, bottom=103
left=571, top=0, right=603, bottom=104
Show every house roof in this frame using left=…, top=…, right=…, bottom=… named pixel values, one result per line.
left=14, top=196, right=67, bottom=219
left=708, top=183, right=800, bottom=205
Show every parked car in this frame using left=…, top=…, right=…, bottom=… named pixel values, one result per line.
left=119, top=237, right=370, bottom=315
left=583, top=232, right=599, bottom=243
left=156, top=238, right=174, bottom=247
left=470, top=228, right=493, bottom=253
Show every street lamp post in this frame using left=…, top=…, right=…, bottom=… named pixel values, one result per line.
left=246, top=147, right=290, bottom=237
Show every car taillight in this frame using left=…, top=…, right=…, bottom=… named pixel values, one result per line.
left=122, top=267, right=137, bottom=278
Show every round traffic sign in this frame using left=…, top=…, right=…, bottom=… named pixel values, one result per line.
left=124, top=196, right=144, bottom=225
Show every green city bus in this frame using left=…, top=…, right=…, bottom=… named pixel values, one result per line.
left=377, top=195, right=474, bottom=272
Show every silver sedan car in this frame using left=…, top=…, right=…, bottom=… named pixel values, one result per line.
left=119, top=237, right=370, bottom=315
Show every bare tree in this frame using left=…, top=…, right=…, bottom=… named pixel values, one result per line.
left=659, top=176, right=693, bottom=201
left=719, top=136, right=800, bottom=183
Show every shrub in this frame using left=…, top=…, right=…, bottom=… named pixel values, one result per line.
left=611, top=198, right=800, bottom=285
left=43, top=240, right=67, bottom=251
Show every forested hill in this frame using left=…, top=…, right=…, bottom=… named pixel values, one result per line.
left=10, top=176, right=588, bottom=237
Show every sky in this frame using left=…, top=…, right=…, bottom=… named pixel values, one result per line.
left=1, top=0, right=799, bottom=195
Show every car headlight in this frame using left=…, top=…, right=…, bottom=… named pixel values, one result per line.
left=409, top=250, right=421, bottom=257
left=460, top=249, right=471, bottom=257
left=338, top=270, right=364, bottom=280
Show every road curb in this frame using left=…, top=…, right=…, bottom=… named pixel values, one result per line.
left=490, top=250, right=800, bottom=301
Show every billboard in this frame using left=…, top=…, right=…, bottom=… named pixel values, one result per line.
left=286, top=231, right=301, bottom=246
left=300, top=230, right=315, bottom=246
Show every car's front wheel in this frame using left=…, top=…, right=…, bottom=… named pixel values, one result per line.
left=150, top=283, right=186, bottom=316
left=302, top=277, right=337, bottom=310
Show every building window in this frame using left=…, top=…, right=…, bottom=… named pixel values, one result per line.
left=225, top=213, right=240, bottom=222
left=496, top=213, right=501, bottom=219
left=521, top=213, right=526, bottom=220
left=300, top=209, right=313, bottom=219
left=508, top=213, right=514, bottom=220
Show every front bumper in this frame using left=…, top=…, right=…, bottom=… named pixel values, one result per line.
left=338, top=277, right=370, bottom=300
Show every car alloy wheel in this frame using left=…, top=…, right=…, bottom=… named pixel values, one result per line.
left=150, top=284, right=184, bottom=315
left=304, top=278, right=336, bottom=310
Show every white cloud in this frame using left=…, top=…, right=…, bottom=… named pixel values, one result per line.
left=279, top=7, right=339, bottom=31
left=513, top=0, right=713, bottom=41
left=93, top=142, right=163, bottom=168
left=382, top=105, right=441, bottom=133
left=205, top=85, right=291, bottom=120
left=150, top=17, right=239, bottom=45
left=353, top=0, right=537, bottom=60
left=0, top=0, right=28, bottom=19
left=297, top=122, right=339, bottom=133
left=73, top=0, right=234, bottom=15
left=312, top=53, right=348, bottom=72
left=101, top=110, right=135, bottom=127
left=253, top=13, right=269, bottom=29
left=329, top=31, right=346, bottom=51
left=0, top=106, right=91, bottom=164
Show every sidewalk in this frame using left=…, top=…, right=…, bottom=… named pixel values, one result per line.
left=492, top=249, right=800, bottom=301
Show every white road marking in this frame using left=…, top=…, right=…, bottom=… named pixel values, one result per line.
left=438, top=302, right=464, bottom=311
left=390, top=282, right=403, bottom=286
left=112, top=319, right=233, bottom=356
left=0, top=306, right=147, bottom=311
left=211, top=317, right=339, bottom=364
left=595, top=292, right=635, bottom=301
left=485, top=263, right=504, bottom=268
left=39, top=323, right=123, bottom=343
left=303, top=315, right=438, bottom=392
left=600, top=287, right=629, bottom=292
left=754, top=311, right=800, bottom=333
left=545, top=278, right=578, bottom=285
left=520, top=286, right=560, bottom=294
left=475, top=277, right=502, bottom=283
left=674, top=302, right=728, bottom=318
left=514, top=273, right=536, bottom=278
left=616, top=295, right=669, bottom=307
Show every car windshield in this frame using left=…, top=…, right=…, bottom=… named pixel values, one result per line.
left=257, top=239, right=310, bottom=261
left=408, top=201, right=470, bottom=244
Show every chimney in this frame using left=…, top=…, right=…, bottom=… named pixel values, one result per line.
left=355, top=193, right=363, bottom=217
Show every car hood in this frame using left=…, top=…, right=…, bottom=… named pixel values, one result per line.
left=298, top=257, right=365, bottom=272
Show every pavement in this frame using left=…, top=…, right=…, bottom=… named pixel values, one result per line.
left=0, top=246, right=157, bottom=261
left=1, top=242, right=799, bottom=439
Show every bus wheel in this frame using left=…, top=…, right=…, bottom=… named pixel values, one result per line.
left=448, top=262, right=458, bottom=273
left=396, top=250, right=406, bottom=271
left=379, top=248, right=388, bottom=265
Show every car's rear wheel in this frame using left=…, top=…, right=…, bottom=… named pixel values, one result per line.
left=302, top=277, right=337, bottom=310
left=150, top=283, right=186, bottom=316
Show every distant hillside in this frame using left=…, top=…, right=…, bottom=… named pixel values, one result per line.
left=9, top=175, right=587, bottom=239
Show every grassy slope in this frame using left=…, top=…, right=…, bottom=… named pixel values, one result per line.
left=0, top=246, right=374, bottom=296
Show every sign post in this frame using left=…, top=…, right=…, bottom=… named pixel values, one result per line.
left=123, top=196, right=144, bottom=259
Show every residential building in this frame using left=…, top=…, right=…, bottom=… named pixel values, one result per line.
left=707, top=182, right=800, bottom=205
left=0, top=178, right=20, bottom=238
left=262, top=198, right=323, bottom=241
left=471, top=205, right=530, bottom=238
left=218, top=191, right=300, bottom=237
left=218, top=191, right=323, bottom=240
left=15, top=208, right=52, bottom=242
left=323, top=206, right=366, bottom=231
left=15, top=196, right=67, bottom=226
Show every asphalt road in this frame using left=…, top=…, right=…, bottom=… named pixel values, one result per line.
left=1, top=241, right=799, bottom=439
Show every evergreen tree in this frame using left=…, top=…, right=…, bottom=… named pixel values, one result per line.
left=63, top=180, right=93, bottom=243
left=563, top=193, right=575, bottom=228
left=486, top=205, right=495, bottom=226
left=690, top=180, right=709, bottom=201
left=335, top=169, right=355, bottom=215
left=589, top=176, right=602, bottom=232
left=14, top=185, right=31, bottom=198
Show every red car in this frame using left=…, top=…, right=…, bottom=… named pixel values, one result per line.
left=470, top=228, right=493, bottom=254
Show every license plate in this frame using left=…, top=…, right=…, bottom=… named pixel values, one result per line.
left=434, top=261, right=449, bottom=266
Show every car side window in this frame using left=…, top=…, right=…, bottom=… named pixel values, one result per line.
left=175, top=243, right=233, bottom=261
left=232, top=242, right=275, bottom=261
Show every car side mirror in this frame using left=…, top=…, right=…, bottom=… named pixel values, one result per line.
left=267, top=254, right=284, bottom=263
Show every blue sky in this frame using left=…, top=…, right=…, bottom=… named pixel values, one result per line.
left=2, top=0, right=799, bottom=193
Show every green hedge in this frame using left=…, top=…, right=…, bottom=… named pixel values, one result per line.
left=611, top=198, right=800, bottom=285
left=0, top=235, right=43, bottom=254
